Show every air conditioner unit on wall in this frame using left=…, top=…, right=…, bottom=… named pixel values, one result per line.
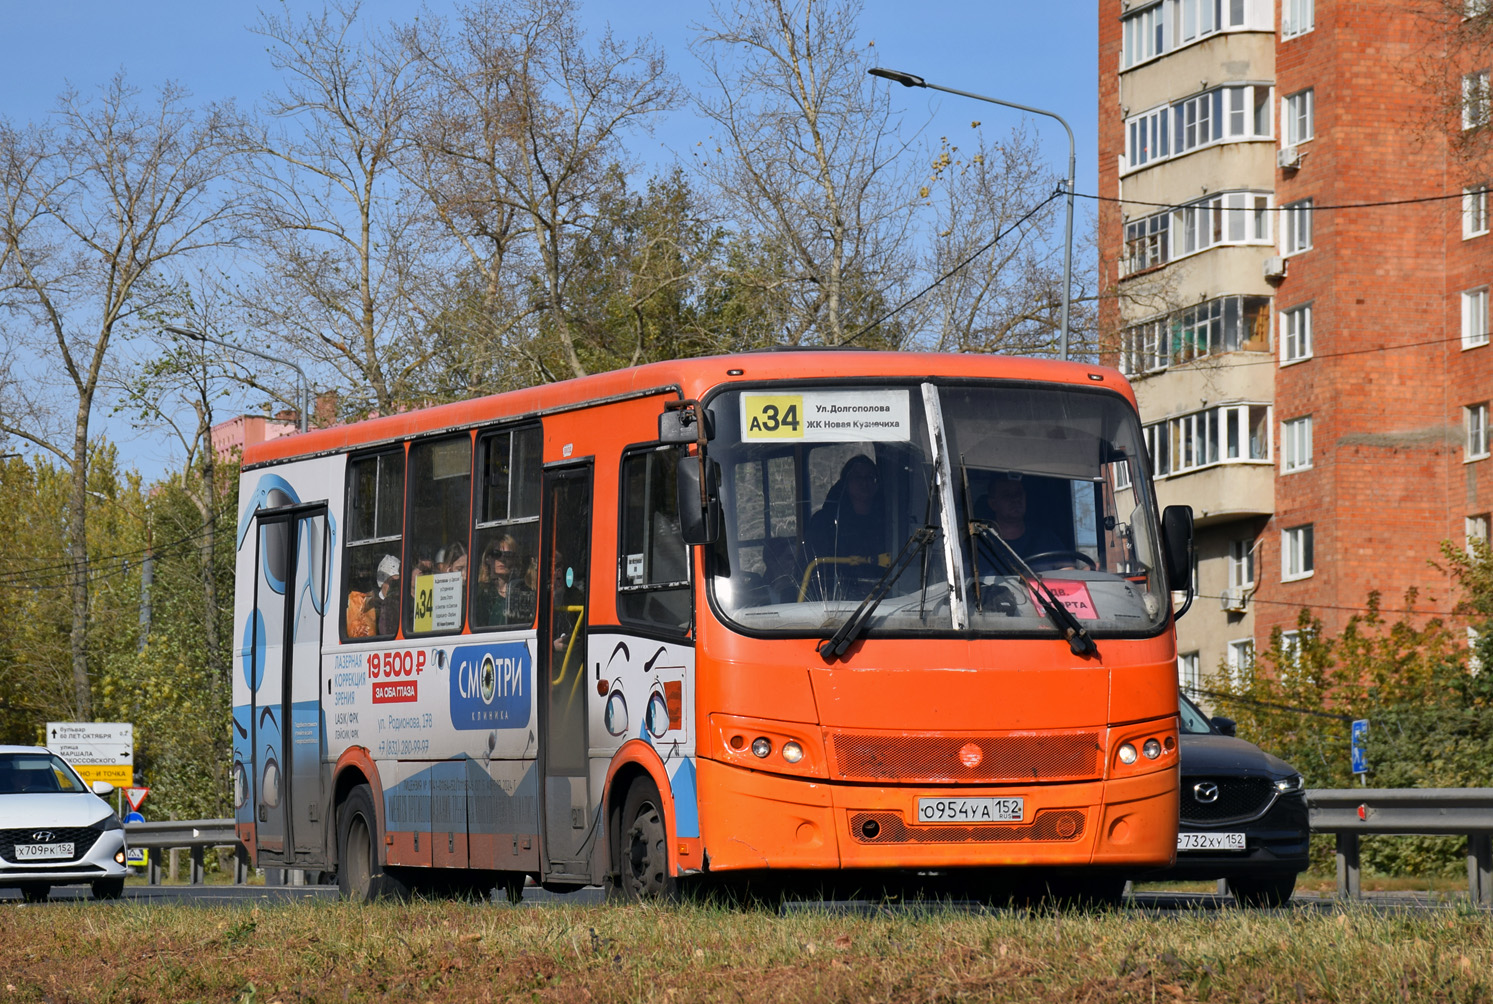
left=1278, top=145, right=1302, bottom=170
left=1220, top=587, right=1248, bottom=613
left=1263, top=256, right=1287, bottom=280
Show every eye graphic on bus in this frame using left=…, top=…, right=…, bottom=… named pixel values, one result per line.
left=240, top=612, right=266, bottom=693
left=260, top=753, right=281, bottom=808
left=233, top=760, right=248, bottom=809
left=259, top=489, right=294, bottom=594
left=299, top=515, right=331, bottom=616
left=604, top=689, right=628, bottom=737
left=645, top=690, right=670, bottom=738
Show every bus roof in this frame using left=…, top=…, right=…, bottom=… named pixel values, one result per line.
left=240, top=351, right=1134, bottom=469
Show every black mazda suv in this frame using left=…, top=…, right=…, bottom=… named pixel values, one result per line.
left=1143, top=691, right=1310, bottom=907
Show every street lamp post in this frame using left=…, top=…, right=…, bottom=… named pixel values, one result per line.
left=163, top=324, right=310, bottom=434
left=869, top=67, right=1076, bottom=361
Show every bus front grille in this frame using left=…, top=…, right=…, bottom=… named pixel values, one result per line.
left=848, top=809, right=1086, bottom=844
left=829, top=731, right=1103, bottom=783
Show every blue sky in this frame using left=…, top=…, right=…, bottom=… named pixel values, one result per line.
left=2, top=1, right=1098, bottom=477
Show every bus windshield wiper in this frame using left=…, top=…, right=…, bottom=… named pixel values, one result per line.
left=971, top=521, right=1097, bottom=658
left=818, top=525, right=937, bottom=662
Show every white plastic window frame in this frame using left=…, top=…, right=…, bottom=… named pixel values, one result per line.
left=1467, top=402, right=1491, bottom=461
left=1282, top=89, right=1314, bottom=145
left=1463, top=287, right=1490, bottom=349
left=1281, top=415, right=1313, bottom=473
left=1279, top=303, right=1313, bottom=364
left=1464, top=185, right=1489, bottom=238
left=1281, top=524, right=1314, bottom=581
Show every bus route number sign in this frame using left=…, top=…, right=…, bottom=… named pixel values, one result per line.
left=741, top=390, right=912, bottom=443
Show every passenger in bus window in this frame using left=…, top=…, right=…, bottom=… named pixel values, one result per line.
left=808, top=455, right=888, bottom=564
left=478, top=535, right=536, bottom=626
left=373, top=554, right=401, bottom=636
left=439, top=542, right=468, bottom=576
left=974, top=475, right=1062, bottom=560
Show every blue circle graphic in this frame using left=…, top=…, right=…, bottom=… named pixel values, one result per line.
left=241, top=610, right=266, bottom=692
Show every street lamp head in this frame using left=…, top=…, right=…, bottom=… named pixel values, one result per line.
left=162, top=324, right=204, bottom=341
left=868, top=67, right=926, bottom=88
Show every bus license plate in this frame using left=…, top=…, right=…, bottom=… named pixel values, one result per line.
left=15, top=842, right=73, bottom=860
left=917, top=797, right=1023, bottom=824
left=1177, top=832, right=1245, bottom=851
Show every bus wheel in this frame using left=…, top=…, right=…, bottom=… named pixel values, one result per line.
left=618, top=778, right=677, bottom=901
left=337, top=784, right=407, bottom=902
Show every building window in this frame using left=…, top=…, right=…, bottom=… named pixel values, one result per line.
left=1121, top=191, right=1272, bottom=276
left=1178, top=651, right=1201, bottom=694
left=1281, top=415, right=1313, bottom=473
left=1468, top=403, right=1491, bottom=460
left=1282, top=524, right=1315, bottom=581
left=1464, top=288, right=1490, bottom=348
left=1229, top=538, right=1256, bottom=589
left=1226, top=639, right=1255, bottom=687
left=1121, top=0, right=1268, bottom=69
left=1465, top=70, right=1491, bottom=129
left=1281, top=629, right=1303, bottom=668
left=1468, top=513, right=1490, bottom=555
left=1144, top=403, right=1271, bottom=479
left=1465, top=185, right=1489, bottom=237
left=1282, top=199, right=1314, bottom=254
left=1280, top=303, right=1313, bottom=362
left=1118, top=294, right=1271, bottom=376
left=1282, top=89, right=1314, bottom=145
left=1282, top=0, right=1314, bottom=36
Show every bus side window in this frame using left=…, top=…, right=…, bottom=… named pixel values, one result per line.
left=342, top=450, right=404, bottom=641
left=404, top=435, right=473, bottom=636
left=617, top=446, right=690, bottom=634
left=472, top=425, right=542, bottom=630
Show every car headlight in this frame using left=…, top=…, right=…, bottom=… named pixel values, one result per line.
left=96, top=813, right=124, bottom=831
left=1275, top=773, right=1304, bottom=794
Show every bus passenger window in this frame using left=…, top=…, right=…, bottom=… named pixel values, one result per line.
left=472, top=426, right=542, bottom=630
left=405, top=435, right=472, bottom=636
left=341, top=450, right=404, bottom=641
left=617, top=446, right=690, bottom=634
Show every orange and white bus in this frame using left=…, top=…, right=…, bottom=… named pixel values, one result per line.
left=231, top=350, right=1193, bottom=900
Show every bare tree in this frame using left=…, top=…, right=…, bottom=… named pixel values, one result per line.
left=0, top=75, right=242, bottom=718
left=244, top=1, right=445, bottom=417
left=692, top=0, right=920, bottom=346
left=402, top=0, right=680, bottom=383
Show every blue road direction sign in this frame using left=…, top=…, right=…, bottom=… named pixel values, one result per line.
left=1351, top=718, right=1369, bottom=775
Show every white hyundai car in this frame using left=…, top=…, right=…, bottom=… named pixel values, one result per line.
left=0, top=746, right=129, bottom=901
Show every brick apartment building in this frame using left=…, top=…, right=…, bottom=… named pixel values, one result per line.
left=1098, top=0, right=1493, bottom=691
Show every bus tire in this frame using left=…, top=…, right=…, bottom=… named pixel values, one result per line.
left=337, top=783, right=407, bottom=902
left=617, top=777, right=677, bottom=901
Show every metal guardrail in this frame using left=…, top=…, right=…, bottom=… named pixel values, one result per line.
left=1307, top=788, right=1493, bottom=905
left=124, top=818, right=249, bottom=885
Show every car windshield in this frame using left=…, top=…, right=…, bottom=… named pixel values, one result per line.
left=1178, top=693, right=1217, bottom=735
left=0, top=753, right=90, bottom=794
left=707, top=381, right=1170, bottom=640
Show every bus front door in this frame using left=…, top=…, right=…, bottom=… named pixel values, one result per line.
left=538, top=465, right=593, bottom=880
left=249, top=506, right=330, bottom=867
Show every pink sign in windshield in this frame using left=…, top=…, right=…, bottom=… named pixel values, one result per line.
left=1029, top=580, right=1099, bottom=620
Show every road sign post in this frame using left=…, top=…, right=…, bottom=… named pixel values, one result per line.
left=1351, top=718, right=1369, bottom=783
left=46, top=721, right=133, bottom=788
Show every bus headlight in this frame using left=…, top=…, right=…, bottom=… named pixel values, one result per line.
left=782, top=741, right=804, bottom=764
left=751, top=737, right=772, bottom=758
left=1142, top=738, right=1162, bottom=760
left=1118, top=743, right=1138, bottom=765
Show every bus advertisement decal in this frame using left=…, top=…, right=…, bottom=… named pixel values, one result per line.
left=741, top=389, right=911, bottom=443
left=449, top=642, right=532, bottom=730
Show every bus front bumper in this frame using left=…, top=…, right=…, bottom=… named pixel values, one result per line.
left=694, top=757, right=1178, bottom=873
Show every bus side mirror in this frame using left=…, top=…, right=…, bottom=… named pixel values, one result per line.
left=659, top=401, right=714, bottom=444
left=676, top=454, right=721, bottom=545
left=1161, top=504, right=1194, bottom=616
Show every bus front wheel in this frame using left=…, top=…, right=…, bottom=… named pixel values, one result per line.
left=617, top=777, right=677, bottom=901
left=337, top=783, right=407, bottom=902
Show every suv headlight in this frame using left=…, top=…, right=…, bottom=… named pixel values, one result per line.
left=96, top=813, right=124, bottom=831
left=1275, top=773, right=1304, bottom=794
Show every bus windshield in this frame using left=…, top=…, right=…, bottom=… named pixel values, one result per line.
left=708, top=381, right=1169, bottom=639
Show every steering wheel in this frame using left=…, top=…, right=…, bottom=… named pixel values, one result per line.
left=1024, top=550, right=1097, bottom=571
